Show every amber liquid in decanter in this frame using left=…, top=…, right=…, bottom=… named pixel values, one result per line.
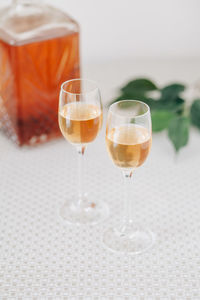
left=0, top=1, right=80, bottom=145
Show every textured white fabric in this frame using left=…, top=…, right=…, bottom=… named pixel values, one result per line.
left=0, top=122, right=200, bottom=299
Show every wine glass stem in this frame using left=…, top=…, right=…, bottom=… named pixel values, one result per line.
left=120, top=170, right=134, bottom=233
left=76, top=145, right=86, bottom=205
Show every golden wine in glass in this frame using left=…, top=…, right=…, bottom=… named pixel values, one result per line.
left=59, top=102, right=102, bottom=144
left=106, top=124, right=151, bottom=168
left=58, top=79, right=109, bottom=225
left=103, top=100, right=155, bottom=254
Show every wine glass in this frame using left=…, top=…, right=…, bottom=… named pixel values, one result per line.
left=103, top=100, right=155, bottom=254
left=58, top=79, right=109, bottom=225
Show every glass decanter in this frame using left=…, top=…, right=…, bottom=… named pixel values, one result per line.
left=0, top=0, right=80, bottom=145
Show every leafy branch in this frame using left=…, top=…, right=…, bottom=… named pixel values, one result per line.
left=110, top=78, right=200, bottom=152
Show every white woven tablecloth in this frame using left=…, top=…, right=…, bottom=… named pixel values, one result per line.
left=0, top=59, right=200, bottom=299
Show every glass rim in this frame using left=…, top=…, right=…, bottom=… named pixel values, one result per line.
left=61, top=78, right=99, bottom=95
left=109, top=100, right=150, bottom=118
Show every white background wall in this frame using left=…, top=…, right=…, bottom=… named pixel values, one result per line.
left=2, top=0, right=200, bottom=63
left=56, top=0, right=199, bottom=63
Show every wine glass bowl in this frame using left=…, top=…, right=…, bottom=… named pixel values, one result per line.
left=59, top=79, right=103, bottom=145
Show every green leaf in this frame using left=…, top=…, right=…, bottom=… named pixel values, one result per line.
left=151, top=97, right=185, bottom=113
left=190, top=99, right=200, bottom=129
left=168, top=116, right=190, bottom=152
left=108, top=77, right=193, bottom=154
left=110, top=94, right=135, bottom=105
left=111, top=95, right=184, bottom=114
left=110, top=93, right=156, bottom=107
left=121, top=78, right=158, bottom=96
left=118, top=100, right=138, bottom=109
left=151, top=110, right=175, bottom=132
left=160, top=83, right=185, bottom=102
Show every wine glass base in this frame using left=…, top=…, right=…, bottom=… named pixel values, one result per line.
left=60, top=197, right=109, bottom=225
left=103, top=227, right=155, bottom=254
